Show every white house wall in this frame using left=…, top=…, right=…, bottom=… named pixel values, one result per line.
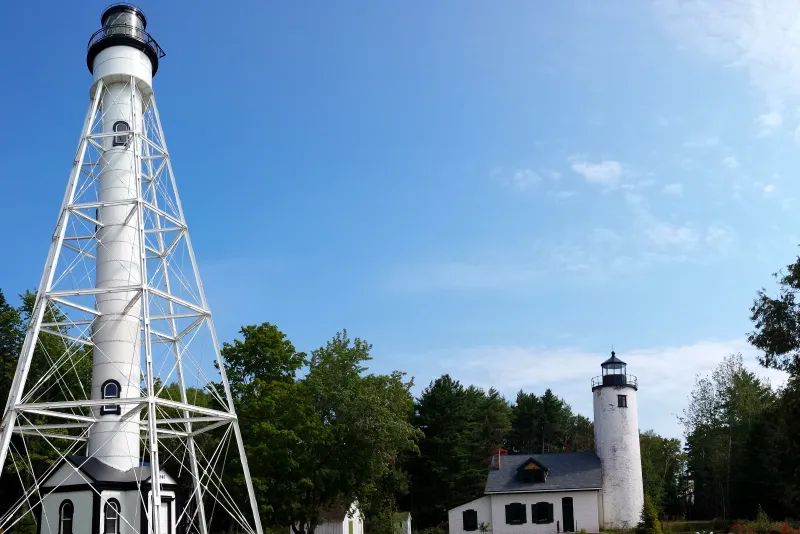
left=489, top=491, right=600, bottom=534
left=449, top=492, right=600, bottom=534
left=101, top=489, right=143, bottom=534
left=40, top=490, right=93, bottom=534
left=448, top=496, right=492, bottom=534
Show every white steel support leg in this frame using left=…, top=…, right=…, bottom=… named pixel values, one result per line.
left=150, top=97, right=264, bottom=534
left=135, top=80, right=162, bottom=534
left=141, top=113, right=209, bottom=534
left=0, top=83, right=104, bottom=473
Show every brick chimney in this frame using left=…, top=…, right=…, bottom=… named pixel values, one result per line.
left=491, top=448, right=508, bottom=469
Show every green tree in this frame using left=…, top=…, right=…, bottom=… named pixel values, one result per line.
left=639, top=430, right=685, bottom=517
left=637, top=494, right=663, bottom=534
left=406, top=376, right=511, bottom=530
left=749, top=255, right=800, bottom=377
left=223, top=327, right=419, bottom=534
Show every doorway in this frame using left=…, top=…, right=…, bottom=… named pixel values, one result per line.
left=562, top=497, right=574, bottom=532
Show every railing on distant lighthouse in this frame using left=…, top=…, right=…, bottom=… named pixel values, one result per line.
left=591, top=374, right=638, bottom=390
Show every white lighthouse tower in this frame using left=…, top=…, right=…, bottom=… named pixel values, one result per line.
left=0, top=5, right=263, bottom=534
left=592, top=352, right=644, bottom=529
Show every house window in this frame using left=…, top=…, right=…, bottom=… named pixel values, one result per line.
left=618, top=395, right=628, bottom=408
left=531, top=502, right=554, bottom=524
left=521, top=468, right=545, bottom=483
left=59, top=500, right=74, bottom=534
left=504, top=503, right=526, bottom=525
left=348, top=520, right=353, bottom=534
left=112, top=121, right=130, bottom=147
left=463, top=509, right=478, bottom=531
left=105, top=499, right=121, bottom=534
left=101, top=379, right=121, bottom=415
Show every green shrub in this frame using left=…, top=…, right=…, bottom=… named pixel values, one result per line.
left=638, top=495, right=663, bottom=534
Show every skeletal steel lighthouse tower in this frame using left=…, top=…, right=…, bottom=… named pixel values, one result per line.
left=0, top=5, right=263, bottom=534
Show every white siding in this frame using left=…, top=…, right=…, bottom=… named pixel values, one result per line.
left=488, top=491, right=600, bottom=534
left=289, top=502, right=363, bottom=534
left=40, top=490, right=93, bottom=534
left=593, top=385, right=644, bottom=529
left=101, top=488, right=143, bottom=534
left=448, top=497, right=492, bottom=534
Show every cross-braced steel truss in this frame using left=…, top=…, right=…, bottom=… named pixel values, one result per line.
left=0, top=78, right=263, bottom=534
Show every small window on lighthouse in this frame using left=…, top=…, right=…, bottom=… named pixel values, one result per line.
left=102, top=379, right=121, bottom=415
left=59, top=500, right=74, bottom=534
left=618, top=394, right=628, bottom=408
left=112, top=121, right=130, bottom=147
left=105, top=499, right=121, bottom=534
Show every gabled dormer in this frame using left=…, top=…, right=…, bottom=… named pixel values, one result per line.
left=516, top=457, right=549, bottom=483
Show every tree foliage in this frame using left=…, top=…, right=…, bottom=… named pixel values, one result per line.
left=405, top=376, right=511, bottom=530
left=506, top=389, right=593, bottom=454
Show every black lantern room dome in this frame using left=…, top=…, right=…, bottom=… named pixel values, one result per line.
left=591, top=351, right=638, bottom=390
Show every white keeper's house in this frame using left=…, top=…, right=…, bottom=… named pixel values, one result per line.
left=448, top=353, right=644, bottom=534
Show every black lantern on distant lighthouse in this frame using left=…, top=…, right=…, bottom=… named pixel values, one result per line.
left=599, top=351, right=636, bottom=388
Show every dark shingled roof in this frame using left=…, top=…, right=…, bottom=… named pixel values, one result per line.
left=65, top=455, right=156, bottom=483
left=485, top=452, right=602, bottom=494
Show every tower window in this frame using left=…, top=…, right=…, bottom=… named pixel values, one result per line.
left=112, top=121, right=130, bottom=146
left=59, top=500, right=74, bottom=534
left=462, top=510, right=478, bottom=531
left=105, top=499, right=121, bottom=534
left=618, top=394, right=627, bottom=408
left=101, top=379, right=121, bottom=415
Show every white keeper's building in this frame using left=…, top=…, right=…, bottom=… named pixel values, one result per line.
left=448, top=353, right=644, bottom=534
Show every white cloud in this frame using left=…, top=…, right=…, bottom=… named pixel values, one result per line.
left=657, top=0, right=800, bottom=110
left=412, top=339, right=787, bottom=439
left=662, top=183, right=684, bottom=196
left=721, top=156, right=740, bottom=169
left=571, top=160, right=622, bottom=185
left=646, top=222, right=698, bottom=250
left=753, top=181, right=776, bottom=196
left=756, top=111, right=783, bottom=137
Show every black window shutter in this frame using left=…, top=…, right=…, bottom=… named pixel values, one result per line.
left=505, top=505, right=512, bottom=524
left=520, top=503, right=527, bottom=524
left=530, top=503, right=538, bottom=523
left=548, top=503, right=554, bottom=523
left=463, top=510, right=477, bottom=531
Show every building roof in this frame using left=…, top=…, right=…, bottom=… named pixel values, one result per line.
left=65, top=455, right=162, bottom=483
left=485, top=452, right=602, bottom=494
left=602, top=351, right=626, bottom=366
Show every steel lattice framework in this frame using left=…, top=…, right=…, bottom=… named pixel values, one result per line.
left=0, top=78, right=263, bottom=534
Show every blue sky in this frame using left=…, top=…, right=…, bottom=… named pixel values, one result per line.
left=0, top=0, right=797, bottom=438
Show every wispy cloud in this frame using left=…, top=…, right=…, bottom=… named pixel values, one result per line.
left=721, top=156, right=740, bottom=169
left=408, top=338, right=787, bottom=438
left=756, top=111, right=783, bottom=137
left=492, top=168, right=542, bottom=191
left=657, top=0, right=800, bottom=123
left=571, top=160, right=622, bottom=185
left=662, top=183, right=684, bottom=196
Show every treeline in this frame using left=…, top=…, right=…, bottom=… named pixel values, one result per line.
left=5, top=234, right=800, bottom=533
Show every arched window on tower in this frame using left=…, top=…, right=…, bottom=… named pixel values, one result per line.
left=59, top=500, right=74, bottom=534
left=105, top=499, right=121, bottom=534
left=112, top=121, right=130, bottom=147
left=101, top=379, right=121, bottom=415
